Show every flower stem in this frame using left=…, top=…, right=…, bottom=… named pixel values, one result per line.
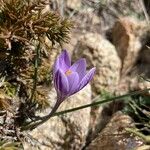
left=22, top=101, right=61, bottom=131
left=51, top=88, right=150, bottom=117
left=22, top=88, right=150, bottom=131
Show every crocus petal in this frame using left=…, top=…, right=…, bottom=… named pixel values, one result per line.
left=54, top=69, right=69, bottom=97
left=53, top=50, right=71, bottom=75
left=69, top=58, right=86, bottom=81
left=59, top=50, right=71, bottom=71
left=53, top=58, right=60, bottom=76
left=78, top=67, right=96, bottom=91
left=67, top=72, right=79, bottom=95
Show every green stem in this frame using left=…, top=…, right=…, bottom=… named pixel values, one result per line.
left=131, top=100, right=150, bottom=119
left=21, top=88, right=150, bottom=131
left=140, top=76, right=150, bottom=82
left=30, top=42, right=40, bottom=102
left=51, top=88, right=150, bottom=117
left=28, top=101, right=61, bottom=130
left=125, top=128, right=150, bottom=144
left=129, top=101, right=148, bottom=122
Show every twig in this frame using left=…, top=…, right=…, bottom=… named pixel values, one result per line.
left=139, top=0, right=149, bottom=24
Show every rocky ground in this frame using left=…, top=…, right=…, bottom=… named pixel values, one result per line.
left=23, top=0, right=150, bottom=150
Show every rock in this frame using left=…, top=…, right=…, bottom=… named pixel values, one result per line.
left=67, top=0, right=81, bottom=10
left=112, top=17, right=147, bottom=75
left=97, top=0, right=143, bottom=32
left=114, top=71, right=150, bottom=98
left=72, top=33, right=121, bottom=143
left=23, top=84, right=92, bottom=150
left=86, top=112, right=144, bottom=150
left=112, top=23, right=150, bottom=95
left=73, top=32, right=121, bottom=95
left=129, top=27, right=150, bottom=93
left=136, top=145, right=150, bottom=150
left=62, top=32, right=80, bottom=54
left=137, top=31, right=150, bottom=78
left=140, top=47, right=150, bottom=64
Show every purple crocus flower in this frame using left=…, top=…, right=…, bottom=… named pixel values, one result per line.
left=50, top=50, right=95, bottom=115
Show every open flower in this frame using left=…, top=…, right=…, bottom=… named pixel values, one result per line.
left=51, top=50, right=95, bottom=115
left=54, top=50, right=95, bottom=100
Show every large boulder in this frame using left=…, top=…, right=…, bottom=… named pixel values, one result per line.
left=67, top=0, right=81, bottom=10
left=73, top=32, right=121, bottom=95
left=24, top=84, right=92, bottom=150
left=72, top=33, right=121, bottom=142
left=111, top=18, right=150, bottom=95
left=86, top=112, right=144, bottom=150
left=112, top=17, right=147, bottom=75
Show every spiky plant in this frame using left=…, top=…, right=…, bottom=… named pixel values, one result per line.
left=0, top=0, right=72, bottom=146
left=123, top=93, right=150, bottom=144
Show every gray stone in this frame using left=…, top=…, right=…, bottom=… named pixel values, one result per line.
left=112, top=17, right=147, bottom=76
left=73, top=32, right=121, bottom=95
left=67, top=0, right=81, bottom=10
left=23, top=84, right=92, bottom=150
left=86, top=112, right=143, bottom=150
